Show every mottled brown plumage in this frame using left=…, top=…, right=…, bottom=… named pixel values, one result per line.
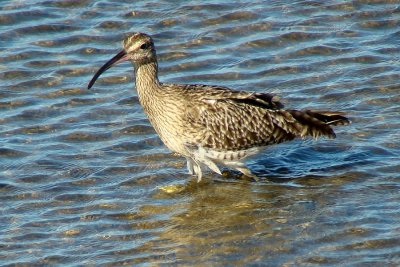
left=88, top=32, right=350, bottom=181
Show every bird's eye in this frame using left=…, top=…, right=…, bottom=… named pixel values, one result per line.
left=140, top=43, right=150, bottom=49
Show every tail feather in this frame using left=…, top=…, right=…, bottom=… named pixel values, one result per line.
left=306, top=110, right=351, bottom=126
left=288, top=109, right=350, bottom=139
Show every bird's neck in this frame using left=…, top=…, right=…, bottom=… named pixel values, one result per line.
left=134, top=60, right=160, bottom=92
left=134, top=60, right=163, bottom=112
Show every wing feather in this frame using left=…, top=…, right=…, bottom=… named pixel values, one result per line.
left=185, top=96, right=298, bottom=150
left=178, top=84, right=348, bottom=151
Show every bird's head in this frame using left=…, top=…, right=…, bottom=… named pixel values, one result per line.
left=88, top=32, right=156, bottom=89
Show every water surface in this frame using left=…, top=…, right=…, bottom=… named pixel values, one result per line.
left=1, top=0, right=400, bottom=265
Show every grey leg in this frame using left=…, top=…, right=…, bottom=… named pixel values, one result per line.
left=186, top=157, right=195, bottom=175
left=186, top=157, right=203, bottom=182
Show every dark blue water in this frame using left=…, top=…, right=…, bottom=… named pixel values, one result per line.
left=1, top=0, right=400, bottom=265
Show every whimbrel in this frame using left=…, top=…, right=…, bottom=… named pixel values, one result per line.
left=88, top=32, right=350, bottom=181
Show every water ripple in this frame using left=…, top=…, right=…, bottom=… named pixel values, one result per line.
left=1, top=0, right=399, bottom=266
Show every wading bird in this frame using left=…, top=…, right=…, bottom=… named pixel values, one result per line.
left=88, top=32, right=350, bottom=181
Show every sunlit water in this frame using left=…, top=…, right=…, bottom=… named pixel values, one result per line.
left=1, top=0, right=400, bottom=265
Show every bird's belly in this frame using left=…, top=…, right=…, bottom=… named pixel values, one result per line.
left=159, top=131, right=187, bottom=155
left=147, top=115, right=189, bottom=156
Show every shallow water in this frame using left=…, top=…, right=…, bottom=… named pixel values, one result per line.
left=1, top=0, right=400, bottom=265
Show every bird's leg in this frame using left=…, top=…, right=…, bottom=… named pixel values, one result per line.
left=224, top=161, right=259, bottom=181
left=194, top=163, right=203, bottom=182
left=186, top=157, right=203, bottom=182
left=186, top=157, right=195, bottom=175
left=236, top=167, right=259, bottom=181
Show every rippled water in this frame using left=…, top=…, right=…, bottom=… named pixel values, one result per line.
left=1, top=0, right=400, bottom=265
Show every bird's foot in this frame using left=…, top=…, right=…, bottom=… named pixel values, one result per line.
left=236, top=167, right=259, bottom=182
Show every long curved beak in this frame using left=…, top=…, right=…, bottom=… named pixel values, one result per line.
left=87, top=50, right=128, bottom=89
